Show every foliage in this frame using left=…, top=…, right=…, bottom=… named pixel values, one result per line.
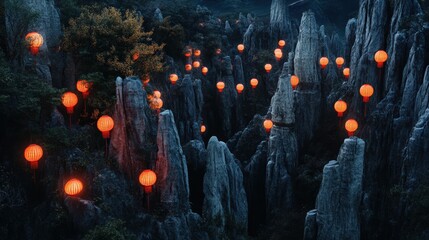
left=63, top=6, right=163, bottom=77
left=402, top=183, right=429, bottom=240
left=152, top=16, right=186, bottom=58
left=81, top=72, right=116, bottom=114
left=83, top=219, right=136, bottom=240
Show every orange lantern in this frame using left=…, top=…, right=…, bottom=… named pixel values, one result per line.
left=25, top=32, right=43, bottom=55
left=24, top=144, right=43, bottom=169
left=132, top=52, right=139, bottom=61
left=202, top=67, right=208, bottom=76
left=97, top=115, right=114, bottom=139
left=64, top=178, right=84, bottom=196
left=263, top=119, right=273, bottom=133
left=374, top=50, right=388, bottom=68
left=76, top=80, right=90, bottom=99
left=194, top=49, right=201, bottom=57
left=345, top=119, right=358, bottom=137
left=139, top=169, right=157, bottom=193
left=278, top=40, right=286, bottom=48
left=359, top=84, right=374, bottom=103
left=237, top=44, right=245, bottom=53
left=335, top=57, right=345, bottom=68
left=200, top=124, right=206, bottom=133
left=274, top=48, right=283, bottom=61
left=290, top=75, right=299, bottom=90
left=217, top=81, right=225, bottom=93
left=185, top=64, right=193, bottom=72
left=334, top=100, right=347, bottom=117
left=320, top=57, right=329, bottom=69
left=236, top=83, right=244, bottom=94
left=343, top=68, right=350, bottom=79
left=264, top=64, right=272, bottom=73
left=61, top=92, right=78, bottom=114
left=153, top=90, right=161, bottom=99
left=216, top=48, right=222, bottom=55
left=193, top=61, right=201, bottom=68
left=169, top=74, right=179, bottom=85
left=250, top=78, right=259, bottom=89
left=184, top=50, right=192, bottom=58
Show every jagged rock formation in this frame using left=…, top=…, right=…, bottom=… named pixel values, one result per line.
left=270, top=0, right=293, bottom=47
left=154, top=8, right=163, bottom=22
left=203, top=136, right=248, bottom=240
left=304, top=137, right=365, bottom=240
left=344, top=18, right=357, bottom=66
left=64, top=197, right=101, bottom=232
left=270, top=62, right=295, bottom=125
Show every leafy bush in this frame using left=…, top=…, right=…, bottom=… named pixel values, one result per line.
left=83, top=219, right=136, bottom=240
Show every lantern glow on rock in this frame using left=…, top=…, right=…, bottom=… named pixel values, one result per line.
left=334, top=100, right=347, bottom=117
left=374, top=50, right=388, bottom=68
left=320, top=57, right=329, bottom=69
left=360, top=84, right=374, bottom=103
left=61, top=92, right=78, bottom=114
left=76, top=80, right=90, bottom=99
left=237, top=44, right=245, bottom=53
left=25, top=32, right=43, bottom=55
left=343, top=68, right=350, bottom=79
left=139, top=170, right=157, bottom=193
left=202, top=67, right=208, bottom=76
left=24, top=144, right=43, bottom=169
left=263, top=119, right=273, bottom=133
left=345, top=119, right=358, bottom=137
left=250, top=78, right=259, bottom=89
left=217, top=81, right=225, bottom=92
left=236, top=84, right=244, bottom=94
left=97, top=115, right=114, bottom=139
left=264, top=64, right=272, bottom=73
left=336, top=57, right=345, bottom=68
left=290, top=75, right=299, bottom=90
left=64, top=178, right=84, bottom=196
left=169, top=74, right=179, bottom=85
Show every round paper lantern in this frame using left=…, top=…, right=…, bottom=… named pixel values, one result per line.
left=290, top=75, right=299, bottom=90
left=274, top=48, right=283, bottom=61
left=194, top=49, right=201, bottom=57
left=359, top=84, right=374, bottom=103
left=64, top=178, right=83, bottom=196
left=343, top=68, right=350, bottom=79
left=278, top=40, right=286, bottom=48
left=200, top=124, right=206, bottom=133
left=320, top=57, right=329, bottom=69
left=153, top=90, right=161, bottom=99
left=61, top=92, right=78, bottom=114
left=264, top=64, right=272, bottom=73
left=217, top=81, right=225, bottom=93
left=216, top=48, right=222, bottom=55
left=374, top=50, right=388, bottom=68
left=336, top=57, right=345, bottom=68
left=193, top=61, right=200, bottom=68
left=184, top=50, right=192, bottom=58
left=185, top=64, right=193, bottom=72
left=97, top=115, right=114, bottom=139
left=132, top=52, right=139, bottom=61
left=25, top=32, right=43, bottom=55
left=334, top=100, right=347, bottom=117
left=24, top=144, right=43, bottom=169
left=76, top=80, right=90, bottom=99
left=263, top=119, right=273, bottom=133
left=237, top=44, right=245, bottom=53
left=236, top=83, right=244, bottom=94
left=139, top=170, right=157, bottom=193
left=202, top=67, right=208, bottom=76
left=250, top=78, right=259, bottom=89
left=345, top=119, right=358, bottom=137
left=169, top=74, right=179, bottom=85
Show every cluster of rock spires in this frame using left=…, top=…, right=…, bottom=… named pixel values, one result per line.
left=5, top=0, right=429, bottom=239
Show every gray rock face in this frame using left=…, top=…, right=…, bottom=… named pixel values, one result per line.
left=307, top=137, right=365, bottom=240
left=266, top=125, right=298, bottom=218
left=203, top=136, right=248, bottom=240
left=270, top=0, right=292, bottom=45
left=384, top=32, right=407, bottom=94
left=155, top=110, right=190, bottom=214
left=64, top=197, right=101, bottom=232
left=414, top=67, right=429, bottom=120
left=243, top=23, right=255, bottom=55
left=344, top=18, right=357, bottom=66
left=270, top=62, right=295, bottom=125
left=303, top=209, right=317, bottom=240
left=233, top=55, right=245, bottom=85
left=233, top=114, right=266, bottom=162
left=154, top=8, right=163, bottom=22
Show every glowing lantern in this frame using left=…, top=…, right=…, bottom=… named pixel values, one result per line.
left=374, top=50, right=388, bottom=68
left=264, top=64, right=272, bottom=73
left=278, top=40, right=286, bottom=48
left=290, top=75, right=299, bottom=90
left=24, top=144, right=43, bottom=169
left=274, top=48, right=283, bottom=61
left=335, top=57, right=345, bottom=68
left=320, top=57, right=329, bottom=69
left=202, top=67, right=208, bottom=76
left=216, top=48, right=222, bottom=55
left=64, top=178, right=83, bottom=196
left=237, top=44, right=245, bottom=53
left=76, top=80, right=90, bottom=99
left=139, top=170, right=157, bottom=193
left=343, top=68, right=350, bottom=79
left=250, top=78, right=259, bottom=89
left=61, top=92, right=78, bottom=114
left=184, top=50, right=192, bottom=58
left=200, top=124, right=206, bottom=133
left=155, top=98, right=163, bottom=109
left=153, top=90, right=161, bottom=99
left=345, top=119, right=358, bottom=137
left=169, top=74, right=179, bottom=85
left=185, top=64, right=192, bottom=72
left=263, top=119, right=273, bottom=133
left=193, top=61, right=201, bottom=68
left=359, top=84, right=374, bottom=103
left=217, top=81, right=225, bottom=93
left=132, top=52, right=139, bottom=61
left=334, top=100, right=347, bottom=117
left=25, top=32, right=43, bottom=55
left=97, top=115, right=114, bottom=139
left=236, top=83, right=244, bottom=94
left=194, top=49, right=201, bottom=57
